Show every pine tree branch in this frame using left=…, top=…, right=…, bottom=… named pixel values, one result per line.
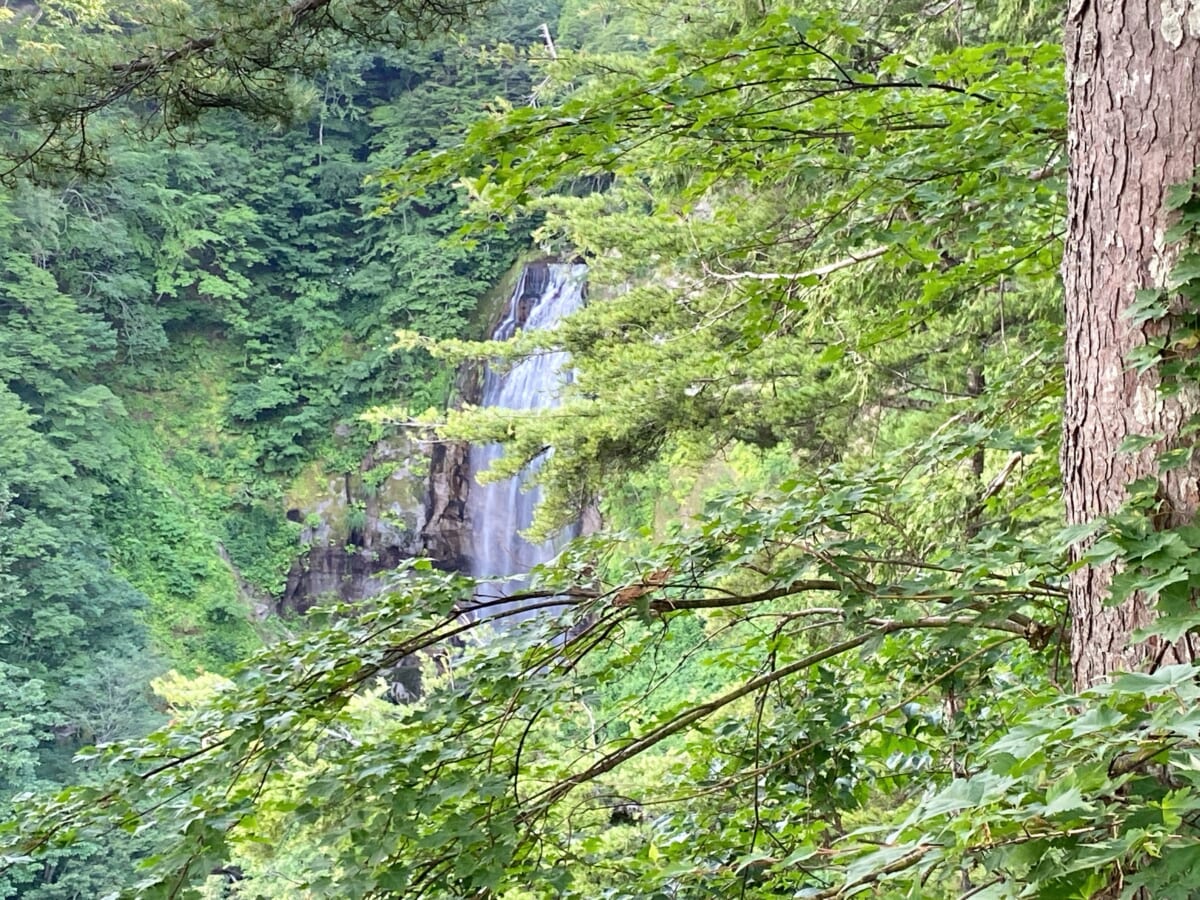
left=701, top=246, right=888, bottom=283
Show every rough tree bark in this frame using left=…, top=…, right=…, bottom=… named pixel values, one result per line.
left=1063, top=0, right=1200, bottom=690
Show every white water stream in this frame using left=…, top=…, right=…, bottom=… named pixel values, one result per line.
left=465, top=262, right=586, bottom=612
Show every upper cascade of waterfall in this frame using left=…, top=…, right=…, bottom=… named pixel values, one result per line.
left=466, top=262, right=586, bottom=593
left=479, top=262, right=587, bottom=412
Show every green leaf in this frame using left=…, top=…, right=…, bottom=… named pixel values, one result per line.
left=1166, top=179, right=1200, bottom=212
left=1117, top=433, right=1162, bottom=453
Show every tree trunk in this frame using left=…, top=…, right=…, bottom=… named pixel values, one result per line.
left=1063, top=0, right=1200, bottom=690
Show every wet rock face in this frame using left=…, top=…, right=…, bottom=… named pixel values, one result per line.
left=277, top=349, right=486, bottom=613
left=280, top=543, right=408, bottom=613
left=279, top=434, right=436, bottom=614
left=419, top=357, right=482, bottom=577
left=420, top=438, right=472, bottom=574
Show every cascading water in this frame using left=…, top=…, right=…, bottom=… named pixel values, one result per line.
left=465, top=262, right=586, bottom=615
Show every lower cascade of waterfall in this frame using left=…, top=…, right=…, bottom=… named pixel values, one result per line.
left=465, top=261, right=586, bottom=618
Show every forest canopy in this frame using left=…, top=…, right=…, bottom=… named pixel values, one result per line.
left=4, top=0, right=1200, bottom=898
left=0, top=0, right=496, bottom=181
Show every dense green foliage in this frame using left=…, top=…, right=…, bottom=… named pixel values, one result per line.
left=6, top=0, right=1200, bottom=899
left=1, top=0, right=553, bottom=644
left=0, top=190, right=163, bottom=898
left=0, top=1, right=558, bottom=895
left=0, top=0, right=491, bottom=183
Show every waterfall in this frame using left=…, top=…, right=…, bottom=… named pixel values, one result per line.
left=466, top=262, right=586, bottom=612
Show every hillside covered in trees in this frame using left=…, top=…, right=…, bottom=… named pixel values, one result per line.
left=3, top=0, right=1200, bottom=898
